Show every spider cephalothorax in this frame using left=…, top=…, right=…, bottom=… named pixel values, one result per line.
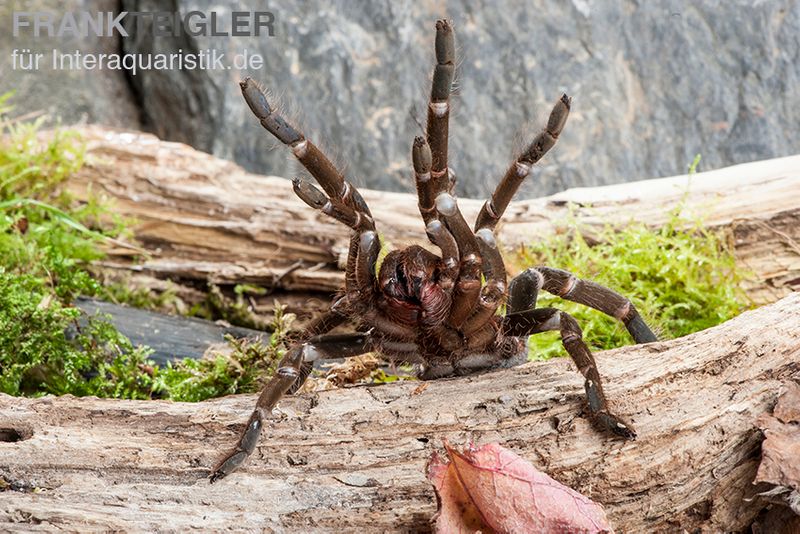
left=210, top=20, right=657, bottom=482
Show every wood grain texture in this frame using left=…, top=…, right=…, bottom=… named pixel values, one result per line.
left=65, top=126, right=800, bottom=306
left=2, top=294, right=799, bottom=533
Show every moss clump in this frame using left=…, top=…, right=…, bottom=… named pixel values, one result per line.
left=0, top=92, right=287, bottom=401
left=101, top=278, right=180, bottom=315
left=153, top=305, right=290, bottom=402
left=187, top=283, right=269, bottom=330
left=0, top=91, right=158, bottom=397
left=516, top=192, right=751, bottom=361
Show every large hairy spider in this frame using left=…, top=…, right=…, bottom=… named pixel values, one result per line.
left=210, top=20, right=657, bottom=482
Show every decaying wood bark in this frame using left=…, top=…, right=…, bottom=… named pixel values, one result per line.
left=65, top=126, right=800, bottom=311
left=1, top=294, right=799, bottom=533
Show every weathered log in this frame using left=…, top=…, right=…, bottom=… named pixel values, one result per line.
left=66, top=126, right=800, bottom=308
left=1, top=294, right=799, bottom=532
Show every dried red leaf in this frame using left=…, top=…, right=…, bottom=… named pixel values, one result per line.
left=428, top=441, right=614, bottom=534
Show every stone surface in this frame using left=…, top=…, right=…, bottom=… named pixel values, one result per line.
left=3, top=1, right=799, bottom=198
left=0, top=0, right=141, bottom=129
left=120, top=0, right=800, bottom=198
left=74, top=298, right=267, bottom=366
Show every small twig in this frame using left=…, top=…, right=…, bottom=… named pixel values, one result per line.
left=0, top=109, right=45, bottom=130
left=757, top=220, right=800, bottom=257
left=305, top=262, right=328, bottom=273
left=263, top=260, right=305, bottom=295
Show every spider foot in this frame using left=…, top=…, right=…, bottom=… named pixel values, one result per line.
left=593, top=411, right=637, bottom=440
left=208, top=450, right=248, bottom=484
left=208, top=470, right=226, bottom=484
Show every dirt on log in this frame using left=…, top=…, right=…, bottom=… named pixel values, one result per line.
left=1, top=294, right=799, bottom=532
left=64, top=126, right=800, bottom=309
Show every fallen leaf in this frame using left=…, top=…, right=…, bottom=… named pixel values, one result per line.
left=428, top=441, right=614, bottom=534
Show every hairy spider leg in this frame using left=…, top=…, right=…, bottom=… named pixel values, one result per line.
left=462, top=228, right=507, bottom=339
left=224, top=82, right=392, bottom=482
left=427, top=19, right=455, bottom=194
left=210, top=328, right=375, bottom=483
left=424, top=219, right=459, bottom=291
left=414, top=123, right=486, bottom=348
left=240, top=78, right=372, bottom=217
left=413, top=136, right=458, bottom=314
left=413, top=138, right=459, bottom=296
left=474, top=94, right=571, bottom=231
left=517, top=267, right=658, bottom=343
left=292, top=178, right=380, bottom=301
left=419, top=21, right=488, bottom=332
left=435, top=192, right=483, bottom=329
left=502, top=307, right=636, bottom=439
left=240, top=77, right=380, bottom=303
left=287, top=304, right=350, bottom=395
left=458, top=90, right=571, bottom=347
left=412, top=136, right=437, bottom=226
left=506, top=267, right=542, bottom=314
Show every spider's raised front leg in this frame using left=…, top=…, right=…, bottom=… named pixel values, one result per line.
left=291, top=178, right=381, bottom=308
left=241, top=74, right=381, bottom=303
left=427, top=19, right=455, bottom=195
left=475, top=94, right=571, bottom=232
left=412, top=136, right=437, bottom=226
left=435, top=192, right=482, bottom=329
left=240, top=78, right=371, bottom=217
left=210, top=327, right=375, bottom=482
left=415, top=21, right=489, bottom=332
left=462, top=228, right=507, bottom=348
left=502, top=307, right=636, bottom=439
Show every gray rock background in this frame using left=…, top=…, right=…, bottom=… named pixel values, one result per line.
left=0, top=0, right=141, bottom=130
left=2, top=1, right=799, bottom=198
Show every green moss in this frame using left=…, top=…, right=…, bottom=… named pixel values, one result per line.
left=187, top=283, right=268, bottom=330
left=0, top=93, right=290, bottom=402
left=0, top=91, right=161, bottom=398
left=152, top=305, right=290, bottom=402
left=516, top=176, right=752, bottom=360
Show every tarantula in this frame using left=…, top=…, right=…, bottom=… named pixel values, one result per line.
left=210, top=20, right=657, bottom=482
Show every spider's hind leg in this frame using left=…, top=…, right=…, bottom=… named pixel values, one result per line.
left=503, top=307, right=636, bottom=439
left=531, top=266, right=657, bottom=343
